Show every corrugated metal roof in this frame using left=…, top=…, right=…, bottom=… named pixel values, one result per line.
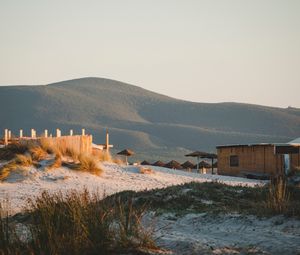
left=216, top=143, right=300, bottom=149
left=289, top=137, right=300, bottom=144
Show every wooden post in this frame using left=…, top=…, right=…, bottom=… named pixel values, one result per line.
left=8, top=130, right=11, bottom=140
left=50, top=133, right=53, bottom=138
left=56, top=129, right=61, bottom=137
left=44, top=129, right=48, bottom=138
left=31, top=129, right=36, bottom=138
left=70, top=129, right=73, bottom=136
left=4, top=129, right=8, bottom=146
left=106, top=130, right=109, bottom=152
left=19, top=129, right=23, bottom=138
left=82, top=128, right=85, bottom=136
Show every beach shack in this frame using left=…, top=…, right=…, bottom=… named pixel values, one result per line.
left=216, top=139, right=300, bottom=178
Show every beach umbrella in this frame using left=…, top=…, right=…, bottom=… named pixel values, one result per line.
left=185, top=151, right=217, bottom=174
left=198, top=161, right=211, bottom=169
left=165, top=160, right=183, bottom=170
left=152, top=161, right=165, bottom=167
left=141, top=160, right=150, bottom=165
left=117, top=149, right=134, bottom=165
left=185, top=151, right=209, bottom=171
left=181, top=161, right=195, bottom=170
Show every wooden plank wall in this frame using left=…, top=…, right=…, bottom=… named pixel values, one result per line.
left=217, top=145, right=284, bottom=176
left=44, top=135, right=93, bottom=154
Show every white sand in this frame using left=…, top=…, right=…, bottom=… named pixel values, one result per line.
left=1, top=162, right=299, bottom=254
left=0, top=162, right=264, bottom=213
left=154, top=213, right=300, bottom=254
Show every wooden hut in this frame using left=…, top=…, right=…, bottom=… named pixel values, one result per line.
left=217, top=143, right=300, bottom=178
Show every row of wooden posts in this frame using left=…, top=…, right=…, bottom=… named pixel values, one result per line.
left=3, top=128, right=87, bottom=146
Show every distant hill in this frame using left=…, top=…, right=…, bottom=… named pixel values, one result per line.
left=1, top=77, right=300, bottom=162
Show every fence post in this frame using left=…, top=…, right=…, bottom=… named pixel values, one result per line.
left=8, top=130, right=11, bottom=140
left=70, top=129, right=73, bottom=136
left=56, top=129, right=61, bottom=137
left=31, top=129, right=34, bottom=138
left=82, top=128, right=85, bottom=136
left=19, top=129, right=23, bottom=138
left=4, top=129, right=8, bottom=146
left=44, top=129, right=48, bottom=138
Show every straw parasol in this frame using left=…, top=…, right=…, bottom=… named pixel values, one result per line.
left=165, top=160, right=183, bottom=170
left=152, top=161, right=165, bottom=167
left=117, top=149, right=134, bottom=165
left=181, top=161, right=195, bottom=170
left=185, top=151, right=217, bottom=174
left=198, top=161, right=211, bottom=169
left=141, top=160, right=151, bottom=165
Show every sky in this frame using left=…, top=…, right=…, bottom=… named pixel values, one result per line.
left=0, top=0, right=299, bottom=108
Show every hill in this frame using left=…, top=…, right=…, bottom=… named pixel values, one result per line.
left=1, top=77, right=300, bottom=162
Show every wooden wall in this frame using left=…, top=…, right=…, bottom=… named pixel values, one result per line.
left=45, top=135, right=93, bottom=154
left=217, top=145, right=285, bottom=176
left=21, top=135, right=93, bottom=155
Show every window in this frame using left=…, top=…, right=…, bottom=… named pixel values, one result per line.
left=230, top=155, right=239, bottom=167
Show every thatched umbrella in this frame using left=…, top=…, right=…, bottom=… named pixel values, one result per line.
left=181, top=161, right=195, bottom=170
left=185, top=151, right=217, bottom=174
left=185, top=151, right=208, bottom=171
left=152, top=161, right=165, bottom=167
left=117, top=149, right=134, bottom=165
left=165, top=160, right=183, bottom=170
left=198, top=161, right=211, bottom=169
left=141, top=160, right=151, bottom=165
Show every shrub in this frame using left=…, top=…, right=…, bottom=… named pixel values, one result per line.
left=14, top=154, right=33, bottom=167
left=0, top=143, right=29, bottom=161
left=29, top=146, right=47, bottom=161
left=23, top=189, right=157, bottom=254
left=73, top=154, right=103, bottom=175
left=266, top=175, right=290, bottom=214
left=46, top=153, right=62, bottom=170
left=139, top=167, right=155, bottom=174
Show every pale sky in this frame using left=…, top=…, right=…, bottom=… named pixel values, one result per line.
left=0, top=0, right=299, bottom=108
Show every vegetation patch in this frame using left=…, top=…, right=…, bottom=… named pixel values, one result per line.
left=0, top=140, right=106, bottom=180
left=0, top=189, right=159, bottom=255
left=104, top=180, right=300, bottom=218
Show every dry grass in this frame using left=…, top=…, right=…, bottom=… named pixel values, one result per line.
left=39, top=138, right=55, bottom=154
left=113, top=157, right=124, bottom=165
left=47, top=154, right=62, bottom=170
left=29, top=146, right=47, bottom=161
left=0, top=143, right=29, bottom=161
left=267, top=175, right=290, bottom=214
left=139, top=167, right=155, bottom=175
left=14, top=154, right=33, bottom=167
left=0, top=139, right=112, bottom=177
left=0, top=190, right=158, bottom=254
left=72, top=154, right=103, bottom=176
left=0, top=154, right=33, bottom=181
left=92, top=149, right=112, bottom=162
